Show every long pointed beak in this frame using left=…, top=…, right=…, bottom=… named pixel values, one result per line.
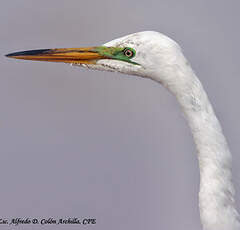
left=5, top=47, right=107, bottom=64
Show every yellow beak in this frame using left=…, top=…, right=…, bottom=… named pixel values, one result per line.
left=5, top=47, right=107, bottom=64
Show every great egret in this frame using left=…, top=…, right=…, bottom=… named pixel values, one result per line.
left=6, top=31, right=240, bottom=230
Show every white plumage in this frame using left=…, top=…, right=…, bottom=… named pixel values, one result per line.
left=83, top=31, right=240, bottom=230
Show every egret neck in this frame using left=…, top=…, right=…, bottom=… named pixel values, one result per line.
left=150, top=50, right=240, bottom=230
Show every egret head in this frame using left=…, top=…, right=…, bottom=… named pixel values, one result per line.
left=6, top=31, right=182, bottom=81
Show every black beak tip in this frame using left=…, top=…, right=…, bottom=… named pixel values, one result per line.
left=5, top=49, right=52, bottom=58
left=5, top=53, right=14, bottom=58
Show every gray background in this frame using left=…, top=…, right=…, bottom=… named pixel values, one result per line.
left=1, top=0, right=240, bottom=229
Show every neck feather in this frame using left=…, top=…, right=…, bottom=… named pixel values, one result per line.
left=151, top=53, right=240, bottom=230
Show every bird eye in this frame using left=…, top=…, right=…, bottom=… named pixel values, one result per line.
left=123, top=48, right=135, bottom=58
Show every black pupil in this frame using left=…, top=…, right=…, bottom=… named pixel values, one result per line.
left=125, top=49, right=133, bottom=57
